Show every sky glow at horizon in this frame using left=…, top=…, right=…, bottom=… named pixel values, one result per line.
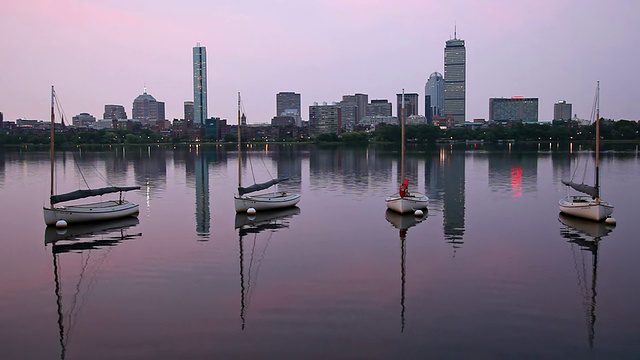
left=1, top=0, right=638, bottom=124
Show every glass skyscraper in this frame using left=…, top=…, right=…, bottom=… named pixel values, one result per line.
left=193, top=45, right=207, bottom=126
left=425, top=72, right=445, bottom=120
left=444, top=35, right=466, bottom=124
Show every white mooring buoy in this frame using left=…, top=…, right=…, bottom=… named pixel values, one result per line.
left=246, top=207, right=257, bottom=215
left=605, top=217, right=617, bottom=226
left=55, top=220, right=68, bottom=228
left=414, top=209, right=424, bottom=217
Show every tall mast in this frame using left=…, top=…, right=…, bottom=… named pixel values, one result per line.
left=49, top=86, right=55, bottom=205
left=401, top=89, right=405, bottom=182
left=594, top=81, right=600, bottom=199
left=237, top=92, right=242, bottom=189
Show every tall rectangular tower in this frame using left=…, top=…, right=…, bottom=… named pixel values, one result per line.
left=396, top=93, right=419, bottom=119
left=553, top=101, right=572, bottom=121
left=444, top=34, right=466, bottom=124
left=425, top=72, right=445, bottom=119
left=193, top=45, right=207, bottom=126
left=276, top=92, right=301, bottom=126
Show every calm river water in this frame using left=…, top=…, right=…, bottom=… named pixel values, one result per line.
left=1, top=143, right=639, bottom=359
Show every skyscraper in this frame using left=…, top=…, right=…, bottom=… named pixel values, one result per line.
left=103, top=105, right=127, bottom=120
left=184, top=101, right=194, bottom=123
left=489, top=97, right=539, bottom=123
left=132, top=87, right=165, bottom=121
left=444, top=31, right=466, bottom=125
left=425, top=72, right=445, bottom=123
left=366, top=100, right=392, bottom=117
left=193, top=44, right=207, bottom=126
left=276, top=92, right=301, bottom=126
left=553, top=100, right=572, bottom=121
left=396, top=93, right=419, bottom=118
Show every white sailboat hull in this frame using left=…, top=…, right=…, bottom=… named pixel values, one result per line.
left=385, top=192, right=429, bottom=214
left=44, top=200, right=139, bottom=226
left=559, top=196, right=613, bottom=222
left=234, top=192, right=301, bottom=212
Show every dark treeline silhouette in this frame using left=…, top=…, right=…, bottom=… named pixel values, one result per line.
left=1, top=119, right=638, bottom=146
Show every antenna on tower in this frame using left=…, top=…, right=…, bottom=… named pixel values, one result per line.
left=454, top=22, right=457, bottom=39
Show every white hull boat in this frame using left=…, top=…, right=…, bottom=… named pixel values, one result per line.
left=559, top=82, right=613, bottom=222
left=386, top=89, right=428, bottom=214
left=559, top=196, right=613, bottom=222
left=385, top=192, right=428, bottom=214
left=234, top=92, right=301, bottom=213
left=44, top=86, right=140, bottom=226
left=234, top=192, right=301, bottom=212
left=44, top=200, right=139, bottom=226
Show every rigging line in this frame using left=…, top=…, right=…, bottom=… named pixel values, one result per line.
left=248, top=149, right=257, bottom=184
left=259, top=154, right=274, bottom=180
left=54, top=95, right=91, bottom=190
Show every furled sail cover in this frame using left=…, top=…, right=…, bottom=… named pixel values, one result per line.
left=51, top=186, right=141, bottom=204
left=238, top=177, right=289, bottom=196
left=561, top=180, right=598, bottom=198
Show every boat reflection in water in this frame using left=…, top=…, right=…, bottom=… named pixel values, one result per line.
left=45, top=217, right=142, bottom=359
left=558, top=213, right=614, bottom=350
left=385, top=209, right=427, bottom=332
left=236, top=207, right=300, bottom=330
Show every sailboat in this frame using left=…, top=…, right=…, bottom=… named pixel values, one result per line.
left=43, top=86, right=140, bottom=226
left=385, top=89, right=428, bottom=214
left=234, top=92, right=301, bottom=212
left=385, top=209, right=427, bottom=332
left=237, top=206, right=300, bottom=329
left=559, top=81, right=613, bottom=221
left=558, top=213, right=614, bottom=349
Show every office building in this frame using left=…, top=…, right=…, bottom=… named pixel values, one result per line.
left=425, top=72, right=445, bottom=124
left=366, top=99, right=392, bottom=117
left=489, top=97, right=539, bottom=123
left=444, top=32, right=466, bottom=124
left=193, top=44, right=207, bottom=126
left=184, top=101, right=194, bottom=125
left=132, top=87, right=165, bottom=121
left=309, top=102, right=342, bottom=135
left=553, top=100, right=572, bottom=121
left=103, top=105, right=127, bottom=120
left=341, top=93, right=368, bottom=126
left=276, top=92, right=301, bottom=126
left=396, top=93, right=419, bottom=119
left=72, top=113, right=96, bottom=127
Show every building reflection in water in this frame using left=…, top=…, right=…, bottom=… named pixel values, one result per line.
left=131, top=146, right=168, bottom=210
left=182, top=145, right=224, bottom=240
left=425, top=145, right=466, bottom=255
left=488, top=148, right=538, bottom=198
left=308, top=146, right=374, bottom=193
left=0, top=149, right=5, bottom=187
left=194, top=145, right=210, bottom=239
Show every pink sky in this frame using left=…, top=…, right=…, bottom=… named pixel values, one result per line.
left=1, top=0, right=638, bottom=124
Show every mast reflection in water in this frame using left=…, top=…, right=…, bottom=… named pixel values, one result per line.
left=558, top=214, right=615, bottom=349
left=236, top=207, right=300, bottom=330
left=45, top=218, right=142, bottom=359
left=385, top=209, right=427, bottom=332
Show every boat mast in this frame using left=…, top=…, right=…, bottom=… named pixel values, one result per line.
left=237, top=92, right=242, bottom=189
left=400, top=89, right=405, bottom=182
left=50, top=86, right=55, bottom=206
left=594, top=81, right=600, bottom=200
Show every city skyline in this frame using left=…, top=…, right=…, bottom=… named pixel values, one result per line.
left=1, top=0, right=638, bottom=124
